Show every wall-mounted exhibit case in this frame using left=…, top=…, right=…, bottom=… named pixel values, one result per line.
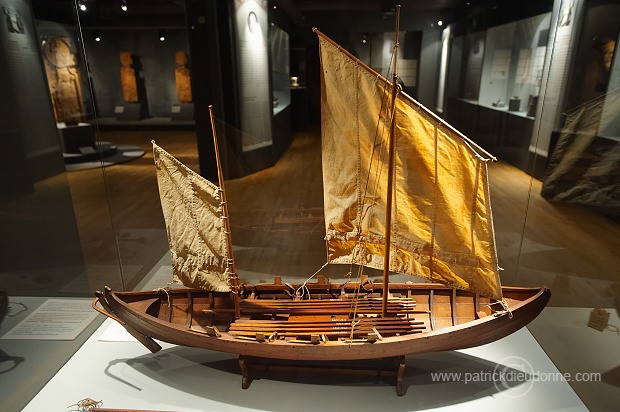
left=234, top=0, right=273, bottom=152
left=444, top=12, right=553, bottom=173
left=444, top=0, right=619, bottom=216
left=218, top=0, right=291, bottom=178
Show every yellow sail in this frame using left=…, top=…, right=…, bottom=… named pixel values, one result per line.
left=153, top=143, right=231, bottom=291
left=318, top=35, right=502, bottom=300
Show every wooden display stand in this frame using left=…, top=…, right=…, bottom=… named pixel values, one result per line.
left=238, top=355, right=407, bottom=396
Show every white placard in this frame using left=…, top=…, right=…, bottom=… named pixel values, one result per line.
left=1, top=299, right=98, bottom=340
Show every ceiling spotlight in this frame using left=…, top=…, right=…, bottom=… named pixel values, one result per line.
left=79, top=2, right=86, bottom=11
left=438, top=20, right=443, bottom=27
left=121, top=0, right=127, bottom=12
left=94, top=31, right=101, bottom=42
left=159, top=29, right=166, bottom=42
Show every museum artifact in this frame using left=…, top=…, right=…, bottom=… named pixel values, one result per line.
left=93, top=12, right=550, bottom=392
left=120, top=51, right=139, bottom=103
left=42, top=36, right=85, bottom=125
left=175, top=50, right=192, bottom=103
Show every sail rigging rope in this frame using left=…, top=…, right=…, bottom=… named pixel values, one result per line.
left=487, top=299, right=513, bottom=319
left=295, top=262, right=329, bottom=298
left=154, top=287, right=171, bottom=308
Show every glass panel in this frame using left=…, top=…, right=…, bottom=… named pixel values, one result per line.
left=2, top=1, right=618, bottom=410
left=524, top=1, right=620, bottom=407
left=444, top=1, right=619, bottom=407
left=0, top=1, right=121, bottom=410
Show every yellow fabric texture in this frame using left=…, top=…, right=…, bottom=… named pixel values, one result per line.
left=319, top=36, right=502, bottom=300
left=153, top=143, right=231, bottom=292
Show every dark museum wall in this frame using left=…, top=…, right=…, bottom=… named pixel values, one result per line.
left=81, top=28, right=190, bottom=119
left=0, top=0, right=86, bottom=290
left=0, top=0, right=65, bottom=185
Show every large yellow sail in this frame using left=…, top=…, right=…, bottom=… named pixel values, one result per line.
left=153, top=143, right=231, bottom=292
left=318, top=35, right=502, bottom=300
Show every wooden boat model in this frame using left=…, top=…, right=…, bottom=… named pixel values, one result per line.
left=96, top=282, right=549, bottom=360
left=94, top=9, right=550, bottom=393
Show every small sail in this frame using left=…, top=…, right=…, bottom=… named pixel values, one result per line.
left=153, top=143, right=231, bottom=292
left=318, top=35, right=502, bottom=300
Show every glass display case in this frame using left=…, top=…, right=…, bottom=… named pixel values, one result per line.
left=1, top=0, right=618, bottom=410
left=444, top=13, right=552, bottom=171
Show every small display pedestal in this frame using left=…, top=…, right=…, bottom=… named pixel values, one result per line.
left=57, top=122, right=95, bottom=153
left=238, top=355, right=407, bottom=396
left=115, top=103, right=144, bottom=121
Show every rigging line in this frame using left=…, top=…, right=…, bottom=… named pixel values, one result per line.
left=357, top=46, right=395, bottom=227
left=295, top=262, right=329, bottom=298
left=348, top=40, right=394, bottom=323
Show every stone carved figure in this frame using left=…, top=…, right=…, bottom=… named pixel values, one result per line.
left=120, top=51, right=139, bottom=103
left=175, top=50, right=192, bottom=103
left=582, top=37, right=616, bottom=101
left=42, top=36, right=85, bottom=124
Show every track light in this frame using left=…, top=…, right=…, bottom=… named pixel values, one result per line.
left=121, top=0, right=127, bottom=12
left=93, top=31, right=101, bottom=42
left=79, top=2, right=86, bottom=12
left=159, top=29, right=166, bottom=42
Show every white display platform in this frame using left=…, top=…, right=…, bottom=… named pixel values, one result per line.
left=23, top=318, right=587, bottom=411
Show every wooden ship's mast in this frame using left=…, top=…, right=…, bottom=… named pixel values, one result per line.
left=382, top=5, right=401, bottom=317
left=209, top=105, right=241, bottom=318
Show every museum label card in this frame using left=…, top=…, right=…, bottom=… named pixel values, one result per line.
left=1, top=299, right=98, bottom=340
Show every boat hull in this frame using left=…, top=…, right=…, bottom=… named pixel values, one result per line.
left=95, top=283, right=550, bottom=361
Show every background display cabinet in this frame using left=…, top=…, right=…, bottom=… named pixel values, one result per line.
left=445, top=12, right=552, bottom=173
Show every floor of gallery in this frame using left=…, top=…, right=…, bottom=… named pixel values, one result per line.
left=1, top=125, right=619, bottom=411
